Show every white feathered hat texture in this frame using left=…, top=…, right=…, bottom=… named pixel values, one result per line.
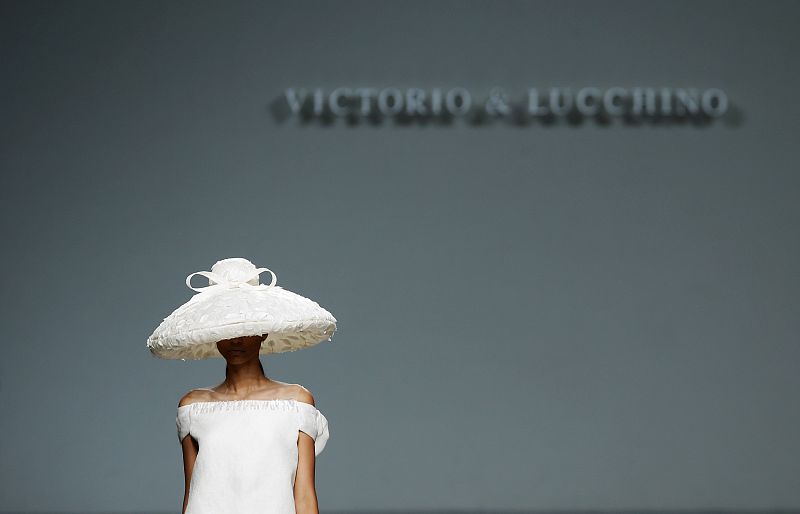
left=147, top=257, right=337, bottom=360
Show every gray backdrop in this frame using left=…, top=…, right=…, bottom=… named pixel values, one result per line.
left=1, top=0, right=798, bottom=512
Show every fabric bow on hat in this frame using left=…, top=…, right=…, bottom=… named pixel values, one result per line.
left=185, top=267, right=277, bottom=292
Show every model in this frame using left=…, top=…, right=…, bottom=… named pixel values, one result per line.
left=146, top=257, right=338, bottom=514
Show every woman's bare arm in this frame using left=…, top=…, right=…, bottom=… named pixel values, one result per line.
left=180, top=433, right=199, bottom=514
left=179, top=393, right=200, bottom=514
left=294, top=387, right=320, bottom=514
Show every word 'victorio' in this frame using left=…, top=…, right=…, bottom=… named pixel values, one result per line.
left=283, top=86, right=729, bottom=120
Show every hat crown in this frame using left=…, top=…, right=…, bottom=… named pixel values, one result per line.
left=210, top=258, right=260, bottom=285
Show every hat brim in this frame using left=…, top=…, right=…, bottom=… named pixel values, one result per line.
left=146, top=285, right=337, bottom=360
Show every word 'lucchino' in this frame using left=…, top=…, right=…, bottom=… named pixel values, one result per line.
left=283, top=86, right=728, bottom=119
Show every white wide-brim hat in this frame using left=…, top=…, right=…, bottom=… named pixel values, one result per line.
left=146, top=257, right=337, bottom=360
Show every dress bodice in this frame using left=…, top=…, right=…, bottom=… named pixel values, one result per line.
left=176, top=398, right=329, bottom=514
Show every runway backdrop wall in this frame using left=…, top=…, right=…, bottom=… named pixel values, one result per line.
left=1, top=0, right=798, bottom=512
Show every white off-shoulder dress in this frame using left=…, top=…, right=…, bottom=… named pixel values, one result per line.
left=176, top=399, right=330, bottom=514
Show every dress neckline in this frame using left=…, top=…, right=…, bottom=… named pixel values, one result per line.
left=178, top=398, right=317, bottom=412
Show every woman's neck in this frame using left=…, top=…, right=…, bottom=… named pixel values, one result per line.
left=220, top=360, right=270, bottom=394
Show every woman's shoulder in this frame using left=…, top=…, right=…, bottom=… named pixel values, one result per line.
left=177, top=387, right=216, bottom=408
left=286, top=383, right=316, bottom=407
left=258, top=381, right=317, bottom=406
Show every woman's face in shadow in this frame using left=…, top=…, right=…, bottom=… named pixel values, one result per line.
left=216, top=334, right=267, bottom=363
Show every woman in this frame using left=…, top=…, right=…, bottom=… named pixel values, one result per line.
left=147, top=258, right=337, bottom=514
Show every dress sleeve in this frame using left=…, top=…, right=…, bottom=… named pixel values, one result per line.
left=298, top=405, right=330, bottom=457
left=176, top=408, right=191, bottom=443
